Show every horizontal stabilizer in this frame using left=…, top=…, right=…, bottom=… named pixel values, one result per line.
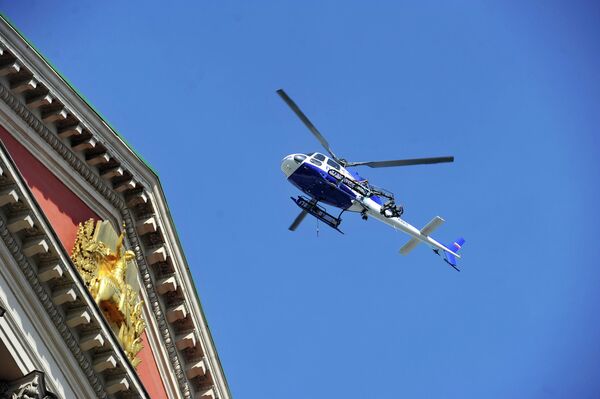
left=399, top=216, right=445, bottom=255
left=420, top=216, right=445, bottom=236
left=400, top=238, right=420, bottom=255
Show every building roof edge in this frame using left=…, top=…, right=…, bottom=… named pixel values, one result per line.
left=0, top=13, right=159, bottom=177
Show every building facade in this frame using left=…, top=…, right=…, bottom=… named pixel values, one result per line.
left=0, top=16, right=230, bottom=399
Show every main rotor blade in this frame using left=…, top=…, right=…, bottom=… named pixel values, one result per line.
left=276, top=89, right=340, bottom=162
left=345, top=156, right=454, bottom=168
left=289, top=210, right=308, bottom=231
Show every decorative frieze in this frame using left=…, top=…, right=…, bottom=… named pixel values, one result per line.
left=0, top=370, right=58, bottom=399
left=0, top=21, right=229, bottom=397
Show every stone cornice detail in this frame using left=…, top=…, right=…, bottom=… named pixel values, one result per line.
left=122, top=210, right=192, bottom=398
left=0, top=16, right=229, bottom=399
left=0, top=83, right=122, bottom=206
left=0, top=80, right=192, bottom=399
left=0, top=370, right=58, bottom=399
left=0, top=143, right=147, bottom=398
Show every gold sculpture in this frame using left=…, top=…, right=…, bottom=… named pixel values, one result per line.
left=71, top=219, right=145, bottom=367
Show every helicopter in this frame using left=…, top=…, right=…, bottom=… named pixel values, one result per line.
left=277, top=89, right=465, bottom=271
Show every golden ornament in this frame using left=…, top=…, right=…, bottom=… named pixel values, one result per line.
left=71, top=219, right=145, bottom=367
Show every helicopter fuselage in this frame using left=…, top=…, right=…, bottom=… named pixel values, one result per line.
left=281, top=152, right=373, bottom=211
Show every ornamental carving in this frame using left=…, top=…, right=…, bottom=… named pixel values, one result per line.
left=0, top=370, right=58, bottom=399
left=71, top=219, right=145, bottom=367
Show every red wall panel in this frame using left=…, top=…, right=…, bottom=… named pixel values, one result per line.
left=0, top=128, right=97, bottom=251
left=137, top=331, right=170, bottom=398
left=0, top=126, right=168, bottom=398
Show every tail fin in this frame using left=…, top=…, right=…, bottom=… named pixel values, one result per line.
left=439, top=238, right=465, bottom=271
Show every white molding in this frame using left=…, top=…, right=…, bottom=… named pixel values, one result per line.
left=0, top=249, right=94, bottom=399
left=140, top=280, right=184, bottom=399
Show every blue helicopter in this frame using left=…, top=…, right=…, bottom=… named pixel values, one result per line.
left=278, top=89, right=465, bottom=270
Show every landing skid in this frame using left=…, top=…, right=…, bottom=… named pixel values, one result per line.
left=291, top=196, right=344, bottom=234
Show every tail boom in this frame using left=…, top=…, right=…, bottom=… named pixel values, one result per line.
left=356, top=197, right=464, bottom=267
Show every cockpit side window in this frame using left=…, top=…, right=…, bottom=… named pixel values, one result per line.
left=327, top=159, right=340, bottom=170
left=313, top=153, right=326, bottom=161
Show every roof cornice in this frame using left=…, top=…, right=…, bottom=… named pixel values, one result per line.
left=0, top=140, right=149, bottom=398
left=0, top=15, right=230, bottom=399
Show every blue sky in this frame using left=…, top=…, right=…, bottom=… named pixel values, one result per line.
left=3, top=2, right=600, bottom=398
